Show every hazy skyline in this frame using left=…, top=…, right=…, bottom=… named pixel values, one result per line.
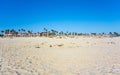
left=0, top=0, right=120, bottom=33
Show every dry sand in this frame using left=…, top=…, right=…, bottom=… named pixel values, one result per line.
left=0, top=37, right=120, bottom=75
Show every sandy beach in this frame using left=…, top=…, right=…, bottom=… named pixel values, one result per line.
left=0, top=37, right=120, bottom=75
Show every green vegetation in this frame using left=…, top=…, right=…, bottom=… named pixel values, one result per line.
left=0, top=28, right=120, bottom=38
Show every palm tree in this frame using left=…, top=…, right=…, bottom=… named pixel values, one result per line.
left=109, top=32, right=113, bottom=37
left=0, top=30, right=4, bottom=37
left=114, top=32, right=119, bottom=37
left=59, top=31, right=63, bottom=36
left=18, top=29, right=21, bottom=33
left=44, top=28, right=49, bottom=37
left=65, top=31, right=69, bottom=36
left=51, top=29, right=55, bottom=36
left=21, top=29, right=26, bottom=37
left=55, top=31, right=58, bottom=36
left=28, top=30, right=32, bottom=37
left=21, top=29, right=26, bottom=33
left=75, top=32, right=78, bottom=36
left=17, top=29, right=21, bottom=37
left=1, top=30, right=4, bottom=35
left=28, top=30, right=33, bottom=34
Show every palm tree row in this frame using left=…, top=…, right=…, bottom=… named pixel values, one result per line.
left=0, top=28, right=120, bottom=37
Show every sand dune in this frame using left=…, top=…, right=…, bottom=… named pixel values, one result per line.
left=0, top=37, right=120, bottom=75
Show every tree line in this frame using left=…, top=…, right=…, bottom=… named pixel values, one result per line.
left=0, top=28, right=120, bottom=37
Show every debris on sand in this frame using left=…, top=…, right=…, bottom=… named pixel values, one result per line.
left=35, top=46, right=40, bottom=48
left=49, top=45, right=52, bottom=47
left=57, top=44, right=64, bottom=47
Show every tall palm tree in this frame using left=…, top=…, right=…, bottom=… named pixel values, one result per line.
left=114, top=32, right=119, bottom=37
left=1, top=30, right=4, bottom=35
left=109, top=32, right=113, bottom=37
left=55, top=30, right=58, bottom=36
left=52, top=30, right=58, bottom=36
left=44, top=28, right=49, bottom=37
left=59, top=31, right=63, bottom=36
left=66, top=31, right=69, bottom=36
left=21, top=29, right=26, bottom=33
left=21, top=29, right=26, bottom=37
left=51, top=29, right=55, bottom=36
left=75, top=32, right=78, bottom=36
left=28, top=30, right=32, bottom=37
left=18, top=29, right=21, bottom=33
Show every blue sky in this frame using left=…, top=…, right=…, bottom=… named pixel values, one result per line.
left=0, top=0, right=120, bottom=33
